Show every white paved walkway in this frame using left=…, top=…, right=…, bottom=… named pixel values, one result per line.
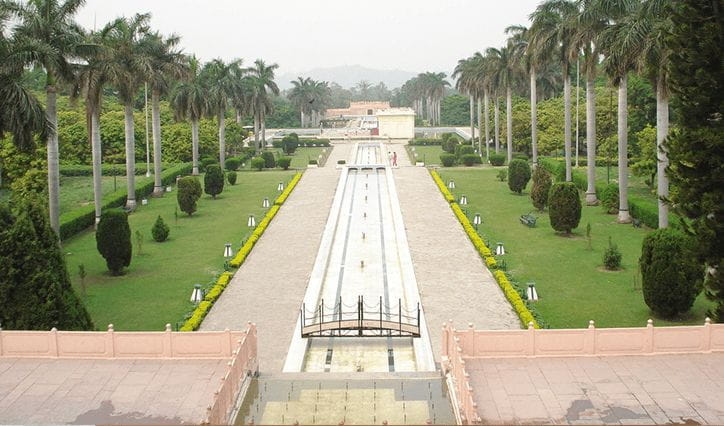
left=201, top=144, right=352, bottom=372
left=390, top=141, right=519, bottom=364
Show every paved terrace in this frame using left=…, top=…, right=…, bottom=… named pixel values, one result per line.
left=468, top=353, right=724, bottom=425
left=201, top=144, right=352, bottom=372
left=0, top=357, right=228, bottom=424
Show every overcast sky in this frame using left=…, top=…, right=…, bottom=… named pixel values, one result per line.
left=75, top=0, right=536, bottom=76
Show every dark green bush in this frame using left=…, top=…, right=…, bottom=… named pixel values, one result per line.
left=548, top=182, right=582, bottom=234
left=309, top=159, right=318, bottom=165
left=489, top=153, right=506, bottom=166
left=337, top=159, right=346, bottom=165
left=600, top=184, right=619, bottom=214
left=59, top=163, right=174, bottom=177
left=455, top=145, right=475, bottom=158
left=508, top=159, right=532, bottom=194
left=440, top=153, right=456, bottom=167
left=204, top=165, right=225, bottom=199
left=530, top=166, right=552, bottom=211
left=250, top=157, right=265, bottom=171
left=151, top=215, right=170, bottom=242
left=281, top=133, right=299, bottom=154
left=227, top=171, right=237, bottom=185
left=513, top=152, right=529, bottom=161
left=442, top=138, right=458, bottom=154
left=58, top=163, right=192, bottom=241
left=96, top=209, right=132, bottom=275
left=224, top=157, right=240, bottom=171
left=200, top=157, right=216, bottom=172
left=460, top=154, right=482, bottom=166
left=497, top=169, right=507, bottom=182
left=640, top=229, right=702, bottom=317
left=277, top=157, right=292, bottom=170
left=603, top=237, right=622, bottom=269
left=177, top=176, right=202, bottom=216
left=261, top=151, right=276, bottom=168
left=408, top=138, right=443, bottom=146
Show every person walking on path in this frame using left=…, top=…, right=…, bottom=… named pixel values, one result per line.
left=392, top=151, right=398, bottom=167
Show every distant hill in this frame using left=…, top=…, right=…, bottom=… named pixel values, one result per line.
left=277, top=65, right=418, bottom=90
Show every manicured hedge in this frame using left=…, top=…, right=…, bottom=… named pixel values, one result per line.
left=180, top=272, right=232, bottom=331
left=538, top=157, right=677, bottom=229
left=298, top=138, right=330, bottom=147
left=59, top=163, right=178, bottom=177
left=59, top=163, right=193, bottom=241
left=274, top=172, right=303, bottom=205
left=429, top=169, right=541, bottom=329
left=408, top=138, right=443, bottom=146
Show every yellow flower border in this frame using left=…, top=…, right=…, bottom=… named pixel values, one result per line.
left=429, top=169, right=539, bottom=329
left=180, top=171, right=304, bottom=331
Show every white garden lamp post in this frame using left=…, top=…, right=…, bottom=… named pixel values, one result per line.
left=277, top=182, right=284, bottom=191
left=190, top=284, right=204, bottom=304
left=247, top=214, right=256, bottom=228
left=448, top=180, right=455, bottom=189
left=460, top=195, right=468, bottom=205
left=527, top=282, right=539, bottom=301
left=495, top=242, right=506, bottom=256
left=473, top=213, right=482, bottom=230
left=262, top=197, right=270, bottom=208
left=224, top=243, right=233, bottom=259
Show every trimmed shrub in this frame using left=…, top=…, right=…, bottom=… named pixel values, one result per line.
left=603, top=237, right=622, bottom=269
left=177, top=176, right=202, bottom=216
left=530, top=166, right=552, bottom=211
left=497, top=169, right=507, bottom=182
left=455, top=144, right=475, bottom=158
left=277, top=157, right=292, bottom=170
left=224, top=157, right=240, bottom=171
left=548, top=182, right=582, bottom=234
left=409, top=138, right=443, bottom=146
left=508, top=159, right=532, bottom=194
left=460, top=153, right=481, bottom=166
left=96, top=209, right=132, bottom=275
left=151, top=215, right=170, bottom=242
left=308, top=159, right=318, bottom=165
left=601, top=184, right=619, bottom=214
left=513, top=152, right=529, bottom=161
left=204, top=165, right=225, bottom=199
left=200, top=157, right=216, bottom=172
left=440, top=153, right=456, bottom=167
left=250, top=157, right=265, bottom=171
left=227, top=171, right=237, bottom=185
left=281, top=134, right=299, bottom=154
left=640, top=229, right=702, bottom=318
left=261, top=151, right=276, bottom=168
left=337, top=159, right=346, bottom=165
left=442, top=138, right=458, bottom=154
left=489, top=153, right=506, bottom=166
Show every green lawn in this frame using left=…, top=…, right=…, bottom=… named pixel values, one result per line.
left=62, top=170, right=295, bottom=331
left=437, top=167, right=712, bottom=329
left=407, top=145, right=445, bottom=165
left=59, top=175, right=154, bottom=215
left=238, top=147, right=329, bottom=170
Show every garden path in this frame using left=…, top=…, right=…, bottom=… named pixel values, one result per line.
left=201, top=144, right=353, bottom=372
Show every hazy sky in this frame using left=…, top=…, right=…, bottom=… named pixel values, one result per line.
left=75, top=0, right=536, bottom=76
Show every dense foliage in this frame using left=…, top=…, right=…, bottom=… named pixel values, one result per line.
left=665, top=0, right=724, bottom=322
left=507, top=159, right=531, bottom=194
left=530, top=166, right=552, bottom=211
left=151, top=215, right=169, bottom=242
left=548, top=183, right=581, bottom=234
left=439, top=153, right=456, bottom=167
left=96, top=209, right=132, bottom=275
left=277, top=157, right=291, bottom=170
left=227, top=170, right=237, bottom=185
left=177, top=176, right=202, bottom=215
left=203, top=165, right=224, bottom=199
left=640, top=229, right=702, bottom=318
left=489, top=153, right=506, bottom=166
left=0, top=199, right=93, bottom=330
left=603, top=237, right=622, bottom=270
left=600, top=184, right=620, bottom=214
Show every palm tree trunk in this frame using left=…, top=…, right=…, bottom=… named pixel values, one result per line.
left=236, top=110, right=242, bottom=125
left=90, top=106, right=103, bottom=226
left=506, top=86, right=513, bottom=164
left=530, top=66, right=538, bottom=166
left=191, top=118, right=200, bottom=175
left=300, top=110, right=305, bottom=128
left=261, top=115, right=266, bottom=148
left=218, top=110, right=226, bottom=167
left=484, top=91, right=490, bottom=161
left=656, top=78, right=669, bottom=228
left=469, top=95, right=475, bottom=143
left=477, top=98, right=482, bottom=154
left=151, top=89, right=163, bottom=196
left=46, top=82, right=60, bottom=235
left=585, top=73, right=598, bottom=205
left=123, top=102, right=136, bottom=210
left=494, top=95, right=500, bottom=153
left=253, top=114, right=260, bottom=155
left=617, top=73, right=631, bottom=223
left=564, top=72, right=572, bottom=182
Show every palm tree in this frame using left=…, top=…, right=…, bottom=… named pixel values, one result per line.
left=0, top=10, right=51, bottom=152
left=530, top=0, right=579, bottom=181
left=453, top=57, right=476, bottom=144
left=309, top=79, right=330, bottom=126
left=143, top=32, right=187, bottom=196
left=598, top=0, right=641, bottom=224
left=247, top=59, right=279, bottom=154
left=6, top=0, right=87, bottom=234
left=171, top=56, right=207, bottom=175
left=200, top=58, right=243, bottom=167
left=486, top=44, right=520, bottom=163
left=289, top=76, right=312, bottom=127
left=106, top=13, right=151, bottom=210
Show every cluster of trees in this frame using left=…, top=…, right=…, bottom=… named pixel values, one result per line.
left=460, top=0, right=722, bottom=321
left=0, top=1, right=280, bottom=237
left=396, top=73, right=450, bottom=125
